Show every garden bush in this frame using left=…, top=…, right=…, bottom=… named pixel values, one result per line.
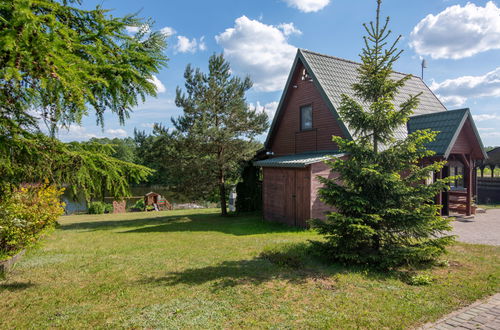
left=87, top=202, right=105, bottom=214
left=132, top=199, right=145, bottom=211
left=104, top=203, right=114, bottom=213
left=87, top=201, right=113, bottom=214
left=0, top=184, right=65, bottom=258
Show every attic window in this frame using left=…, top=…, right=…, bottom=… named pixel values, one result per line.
left=301, top=68, right=311, bottom=81
left=300, top=105, right=312, bottom=131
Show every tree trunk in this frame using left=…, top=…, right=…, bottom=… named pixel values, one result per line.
left=219, top=170, right=227, bottom=216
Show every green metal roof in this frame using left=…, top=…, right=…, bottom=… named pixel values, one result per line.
left=254, top=152, right=345, bottom=168
left=265, top=49, right=448, bottom=147
left=407, top=108, right=486, bottom=158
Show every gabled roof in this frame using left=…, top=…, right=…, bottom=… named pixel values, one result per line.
left=265, top=49, right=448, bottom=148
left=254, top=152, right=344, bottom=168
left=407, top=108, right=487, bottom=159
left=484, top=147, right=500, bottom=166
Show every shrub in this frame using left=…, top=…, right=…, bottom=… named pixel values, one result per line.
left=104, top=203, right=114, bottom=214
left=88, top=201, right=106, bottom=214
left=0, top=184, right=65, bottom=258
left=132, top=199, right=145, bottom=211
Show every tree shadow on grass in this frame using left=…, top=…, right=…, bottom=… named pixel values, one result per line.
left=138, top=258, right=335, bottom=290
left=61, top=212, right=309, bottom=236
left=0, top=281, right=36, bottom=292
left=138, top=246, right=405, bottom=291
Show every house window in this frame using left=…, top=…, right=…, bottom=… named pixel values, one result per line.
left=450, top=166, right=464, bottom=189
left=300, top=105, right=312, bottom=131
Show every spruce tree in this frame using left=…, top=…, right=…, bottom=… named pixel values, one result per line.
left=310, top=0, right=455, bottom=268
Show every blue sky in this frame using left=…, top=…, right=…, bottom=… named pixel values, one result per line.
left=56, top=0, right=500, bottom=147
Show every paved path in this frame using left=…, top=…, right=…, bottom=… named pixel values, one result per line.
left=420, top=293, right=500, bottom=329
left=419, top=210, right=500, bottom=329
left=451, top=209, right=500, bottom=246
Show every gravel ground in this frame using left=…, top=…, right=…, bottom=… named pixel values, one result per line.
left=450, top=209, right=500, bottom=246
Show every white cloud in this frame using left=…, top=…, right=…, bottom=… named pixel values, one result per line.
left=250, top=101, right=279, bottom=120
left=281, top=0, right=330, bottom=13
left=430, top=67, right=500, bottom=107
left=133, top=97, right=176, bottom=112
left=473, top=114, right=500, bottom=122
left=160, top=26, right=176, bottom=37
left=482, top=131, right=500, bottom=138
left=125, top=25, right=151, bottom=35
left=125, top=26, right=140, bottom=34
left=105, top=128, right=127, bottom=137
left=199, top=36, right=207, bottom=51
left=216, top=16, right=297, bottom=92
left=62, top=125, right=97, bottom=141
left=175, top=35, right=206, bottom=53
left=278, top=23, right=302, bottom=36
left=140, top=123, right=155, bottom=128
left=410, top=2, right=500, bottom=59
left=148, top=75, right=166, bottom=93
left=175, top=36, right=197, bottom=53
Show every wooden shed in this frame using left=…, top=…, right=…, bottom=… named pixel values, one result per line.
left=256, top=153, right=344, bottom=227
left=144, top=192, right=172, bottom=211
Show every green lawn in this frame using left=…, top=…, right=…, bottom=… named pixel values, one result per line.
left=1, top=209, right=499, bottom=328
left=478, top=204, right=500, bottom=210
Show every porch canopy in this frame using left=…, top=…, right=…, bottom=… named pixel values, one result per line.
left=408, top=108, right=486, bottom=216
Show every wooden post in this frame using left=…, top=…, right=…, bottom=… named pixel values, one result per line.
left=442, top=166, right=450, bottom=216
left=435, top=170, right=443, bottom=214
left=466, top=155, right=473, bottom=216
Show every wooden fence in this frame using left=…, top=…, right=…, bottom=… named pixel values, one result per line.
left=477, top=177, right=500, bottom=204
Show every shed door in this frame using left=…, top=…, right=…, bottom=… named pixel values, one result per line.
left=263, top=167, right=310, bottom=227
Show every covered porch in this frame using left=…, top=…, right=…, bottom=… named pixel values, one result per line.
left=435, top=153, right=477, bottom=216
left=408, top=108, right=487, bottom=217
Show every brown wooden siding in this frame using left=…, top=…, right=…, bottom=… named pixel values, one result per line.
left=310, top=161, right=338, bottom=220
left=269, top=61, right=345, bottom=156
left=262, top=167, right=311, bottom=227
left=450, top=119, right=482, bottom=158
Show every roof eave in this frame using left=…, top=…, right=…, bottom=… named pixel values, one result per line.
left=297, top=49, right=353, bottom=141
left=264, top=50, right=301, bottom=149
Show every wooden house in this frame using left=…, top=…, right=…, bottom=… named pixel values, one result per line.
left=254, top=49, right=486, bottom=227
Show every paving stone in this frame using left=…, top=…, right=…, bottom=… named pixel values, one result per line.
left=419, top=293, right=500, bottom=330
left=455, top=313, right=475, bottom=321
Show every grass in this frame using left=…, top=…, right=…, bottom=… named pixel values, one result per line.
left=1, top=209, right=499, bottom=328
left=477, top=204, right=500, bottom=210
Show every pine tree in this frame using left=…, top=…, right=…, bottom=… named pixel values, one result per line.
left=309, top=0, right=455, bottom=268
left=174, top=54, right=269, bottom=216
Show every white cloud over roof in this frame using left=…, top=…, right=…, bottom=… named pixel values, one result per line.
left=410, top=1, right=500, bottom=59
left=216, top=16, right=297, bottom=92
left=430, top=67, right=500, bottom=107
